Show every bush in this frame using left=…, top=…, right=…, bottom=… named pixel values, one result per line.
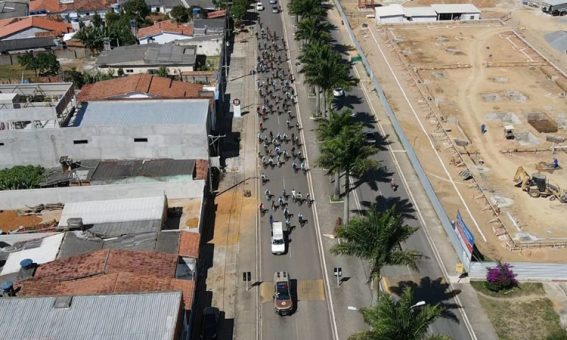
left=486, top=262, right=517, bottom=292
left=0, top=165, right=45, bottom=190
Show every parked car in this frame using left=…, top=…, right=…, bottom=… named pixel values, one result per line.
left=272, top=6, right=279, bottom=13
left=269, top=0, right=277, bottom=3
left=333, top=88, right=345, bottom=97
left=256, top=2, right=264, bottom=10
left=201, top=307, right=220, bottom=339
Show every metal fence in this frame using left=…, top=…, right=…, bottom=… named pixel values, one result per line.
left=332, top=0, right=472, bottom=270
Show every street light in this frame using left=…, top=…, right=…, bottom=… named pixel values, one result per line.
left=410, top=301, right=426, bottom=309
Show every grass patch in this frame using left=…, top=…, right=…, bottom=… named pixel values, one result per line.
left=471, top=281, right=545, bottom=298
left=0, top=64, right=35, bottom=81
left=477, top=295, right=563, bottom=340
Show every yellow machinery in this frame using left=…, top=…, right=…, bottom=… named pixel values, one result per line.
left=513, top=167, right=567, bottom=202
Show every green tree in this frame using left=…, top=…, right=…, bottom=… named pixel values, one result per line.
left=288, top=0, right=327, bottom=22
left=122, top=0, right=150, bottom=26
left=299, top=42, right=328, bottom=115
left=0, top=166, right=45, bottom=190
left=332, top=207, right=421, bottom=282
left=350, top=288, right=443, bottom=340
left=92, top=12, right=103, bottom=28
left=17, top=53, right=60, bottom=76
left=156, top=66, right=169, bottom=77
left=318, top=123, right=377, bottom=222
left=73, top=25, right=106, bottom=52
left=231, top=0, right=249, bottom=23
left=317, top=109, right=356, bottom=198
left=170, top=5, right=189, bottom=22
left=295, top=16, right=331, bottom=44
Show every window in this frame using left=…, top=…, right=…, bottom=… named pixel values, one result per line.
left=134, top=138, right=148, bottom=142
left=73, top=139, right=88, bottom=144
left=126, top=69, right=134, bottom=73
left=0, top=142, right=4, bottom=146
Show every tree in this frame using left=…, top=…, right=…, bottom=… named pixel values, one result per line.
left=0, top=166, right=45, bottom=190
left=73, top=25, right=106, bottom=52
left=156, top=66, right=169, bottom=77
left=317, top=109, right=356, bottom=198
left=350, top=287, right=443, bottom=340
left=299, top=42, right=329, bottom=115
left=288, top=0, right=327, bottom=23
left=295, top=16, right=331, bottom=44
left=17, top=52, right=60, bottom=76
left=231, top=0, right=249, bottom=23
left=92, top=12, right=103, bottom=28
left=332, top=206, right=421, bottom=283
left=170, top=5, right=189, bottom=23
left=318, top=124, right=378, bottom=222
left=122, top=0, right=150, bottom=26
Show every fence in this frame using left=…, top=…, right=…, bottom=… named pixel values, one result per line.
left=333, top=0, right=473, bottom=270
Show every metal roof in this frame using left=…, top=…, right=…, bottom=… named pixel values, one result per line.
left=0, top=1, right=28, bottom=20
left=58, top=196, right=166, bottom=228
left=543, top=0, right=567, bottom=5
left=75, top=99, right=209, bottom=127
left=91, top=159, right=195, bottom=181
left=375, top=4, right=404, bottom=17
left=96, top=43, right=196, bottom=67
left=404, top=6, right=437, bottom=17
left=0, top=233, right=64, bottom=275
left=0, top=292, right=182, bottom=340
left=430, top=4, right=480, bottom=14
left=0, top=36, right=55, bottom=53
left=193, top=18, right=225, bottom=30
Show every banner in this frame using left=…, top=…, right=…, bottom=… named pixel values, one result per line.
left=454, top=211, right=475, bottom=258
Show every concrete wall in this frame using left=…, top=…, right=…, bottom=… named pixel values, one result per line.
left=140, top=33, right=192, bottom=45
left=0, top=180, right=206, bottom=209
left=0, top=124, right=209, bottom=168
left=377, top=15, right=404, bottom=24
left=177, top=37, right=222, bottom=57
left=110, top=65, right=194, bottom=76
left=409, top=16, right=437, bottom=22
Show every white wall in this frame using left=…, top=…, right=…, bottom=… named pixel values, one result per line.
left=408, top=16, right=437, bottom=22
left=177, top=37, right=222, bottom=57
left=0, top=180, right=206, bottom=209
left=377, top=15, right=404, bottom=24
left=140, top=33, right=192, bottom=45
left=108, top=65, right=194, bottom=76
left=461, top=13, right=481, bottom=20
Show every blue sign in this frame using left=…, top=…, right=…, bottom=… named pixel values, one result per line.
left=454, top=211, right=475, bottom=257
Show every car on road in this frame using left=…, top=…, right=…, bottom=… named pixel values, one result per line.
left=333, top=88, right=345, bottom=97
left=256, top=2, right=264, bottom=10
left=272, top=6, right=279, bottom=13
left=269, top=0, right=277, bottom=3
left=201, top=307, right=220, bottom=339
left=271, top=221, right=286, bottom=255
left=273, top=271, right=293, bottom=316
left=365, top=131, right=377, bottom=145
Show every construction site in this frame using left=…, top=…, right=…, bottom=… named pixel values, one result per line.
left=346, top=2, right=567, bottom=262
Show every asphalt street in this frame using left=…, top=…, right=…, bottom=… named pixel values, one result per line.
left=254, top=4, right=335, bottom=340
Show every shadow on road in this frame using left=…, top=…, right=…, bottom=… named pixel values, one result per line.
left=389, top=276, right=463, bottom=323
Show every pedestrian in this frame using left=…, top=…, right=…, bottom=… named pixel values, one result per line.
left=291, top=189, right=296, bottom=199
left=265, top=188, right=271, bottom=199
left=292, top=162, right=298, bottom=172
left=286, top=119, right=291, bottom=128
left=271, top=200, right=276, bottom=210
left=261, top=172, right=268, bottom=183
left=278, top=196, right=284, bottom=206
left=282, top=188, right=287, bottom=198
left=298, top=212, right=304, bottom=225
left=283, top=207, right=289, bottom=219
left=269, top=214, right=273, bottom=225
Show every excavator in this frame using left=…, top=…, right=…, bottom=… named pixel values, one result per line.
left=513, top=166, right=567, bottom=203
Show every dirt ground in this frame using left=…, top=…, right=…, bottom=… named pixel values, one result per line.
left=0, top=209, right=61, bottom=233
left=345, top=0, right=567, bottom=261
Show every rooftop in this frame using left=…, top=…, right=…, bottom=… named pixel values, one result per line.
left=96, top=43, right=197, bottom=67
left=403, top=6, right=437, bottom=17
left=207, top=9, right=226, bottom=18
left=57, top=195, right=166, bottom=229
left=430, top=3, right=480, bottom=14
left=137, top=20, right=193, bottom=40
left=193, top=18, right=225, bottom=30
left=30, top=0, right=115, bottom=14
left=0, top=292, right=182, bottom=340
left=543, top=0, right=567, bottom=5
left=73, top=99, right=209, bottom=127
left=178, top=231, right=200, bottom=258
left=141, top=0, right=183, bottom=7
left=0, top=16, right=72, bottom=39
left=0, top=233, right=64, bottom=276
left=0, top=36, right=55, bottom=53
left=0, top=1, right=28, bottom=20
left=375, top=4, right=404, bottom=17
left=77, top=74, right=204, bottom=102
left=90, top=159, right=196, bottom=181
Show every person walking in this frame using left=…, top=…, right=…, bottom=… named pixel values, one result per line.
left=269, top=214, right=273, bottom=225
left=291, top=189, right=296, bottom=199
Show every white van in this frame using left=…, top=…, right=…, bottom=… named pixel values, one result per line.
left=271, top=221, right=286, bottom=255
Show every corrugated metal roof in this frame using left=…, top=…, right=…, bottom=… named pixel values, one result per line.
left=404, top=6, right=437, bottom=17
left=430, top=4, right=480, bottom=14
left=375, top=4, right=404, bottom=17
left=0, top=292, right=181, bottom=340
left=0, top=233, right=64, bottom=275
left=75, top=99, right=209, bottom=127
left=543, top=0, right=567, bottom=5
left=91, top=159, right=195, bottom=181
left=58, top=196, right=166, bottom=228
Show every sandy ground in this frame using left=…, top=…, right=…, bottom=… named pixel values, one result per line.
left=169, top=198, right=203, bottom=230
left=345, top=0, right=567, bottom=261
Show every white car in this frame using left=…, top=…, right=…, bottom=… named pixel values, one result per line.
left=333, top=88, right=345, bottom=97
left=272, top=6, right=279, bottom=13
left=269, top=0, right=277, bottom=3
left=256, top=2, right=264, bottom=10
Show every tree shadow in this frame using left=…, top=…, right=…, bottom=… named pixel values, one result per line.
left=354, top=195, right=416, bottom=220
left=331, top=42, right=355, bottom=57
left=332, top=94, right=363, bottom=111
left=350, top=165, right=392, bottom=192
left=389, top=276, right=463, bottom=323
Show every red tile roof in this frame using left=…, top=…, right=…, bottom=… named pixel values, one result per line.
left=0, top=17, right=72, bottom=40
left=137, top=20, right=193, bottom=40
left=207, top=10, right=226, bottom=19
left=77, top=74, right=205, bottom=102
left=30, top=0, right=115, bottom=14
left=178, top=232, right=200, bottom=258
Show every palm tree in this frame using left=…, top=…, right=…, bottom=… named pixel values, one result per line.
left=318, top=124, right=377, bottom=222
left=332, top=207, right=421, bottom=282
left=317, top=109, right=355, bottom=198
left=317, top=51, right=357, bottom=115
left=288, top=0, right=327, bottom=23
left=299, top=42, right=330, bottom=115
left=295, top=16, right=332, bottom=45
left=350, top=287, right=443, bottom=340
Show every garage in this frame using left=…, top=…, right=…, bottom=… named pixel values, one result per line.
left=431, top=4, right=481, bottom=21
left=375, top=4, right=405, bottom=24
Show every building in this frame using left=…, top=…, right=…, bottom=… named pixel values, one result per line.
left=96, top=43, right=197, bottom=76
left=542, top=0, right=567, bottom=14
left=137, top=20, right=193, bottom=44
left=0, top=292, right=185, bottom=340
left=403, top=7, right=438, bottom=22
left=0, top=16, right=71, bottom=40
left=140, top=0, right=184, bottom=13
left=0, top=1, right=28, bottom=20
left=193, top=18, right=225, bottom=36
left=375, top=4, right=405, bottom=24
left=207, top=9, right=226, bottom=19
left=0, top=233, right=64, bottom=277
left=430, top=4, right=481, bottom=20
left=175, top=34, right=223, bottom=56
left=185, top=0, right=215, bottom=10
left=77, top=74, right=206, bottom=102
left=29, top=0, right=115, bottom=20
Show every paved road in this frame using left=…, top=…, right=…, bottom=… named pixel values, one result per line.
left=326, top=11, right=474, bottom=340
left=254, top=5, right=335, bottom=340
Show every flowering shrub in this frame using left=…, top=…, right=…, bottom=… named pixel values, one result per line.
left=486, top=262, right=518, bottom=292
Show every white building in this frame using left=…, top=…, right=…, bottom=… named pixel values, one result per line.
left=431, top=4, right=481, bottom=20
left=375, top=4, right=405, bottom=24
left=404, top=7, right=438, bottom=22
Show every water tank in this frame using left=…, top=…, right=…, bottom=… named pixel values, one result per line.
left=20, top=258, right=34, bottom=270
left=0, top=281, right=14, bottom=296
left=192, top=7, right=202, bottom=19
left=532, top=173, right=547, bottom=192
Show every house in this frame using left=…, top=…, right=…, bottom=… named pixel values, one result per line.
left=29, top=0, right=115, bottom=21
left=207, top=9, right=226, bottom=19
left=0, top=233, right=64, bottom=277
left=138, top=20, right=193, bottom=44
left=542, top=0, right=567, bottom=15
left=403, top=7, right=437, bottom=22
left=0, top=1, right=28, bottom=20
left=0, top=16, right=72, bottom=41
left=193, top=18, right=225, bottom=36
left=185, top=0, right=215, bottom=11
left=175, top=34, right=222, bottom=56
left=375, top=4, right=405, bottom=24
left=96, top=43, right=197, bottom=75
left=77, top=74, right=205, bottom=101
left=0, top=36, right=60, bottom=53
left=142, top=0, right=184, bottom=13
left=430, top=4, right=481, bottom=21
left=0, top=292, right=185, bottom=340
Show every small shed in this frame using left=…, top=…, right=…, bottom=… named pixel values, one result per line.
left=541, top=0, right=567, bottom=14
left=431, top=4, right=481, bottom=20
left=375, top=4, right=405, bottom=24
left=404, top=7, right=438, bottom=22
